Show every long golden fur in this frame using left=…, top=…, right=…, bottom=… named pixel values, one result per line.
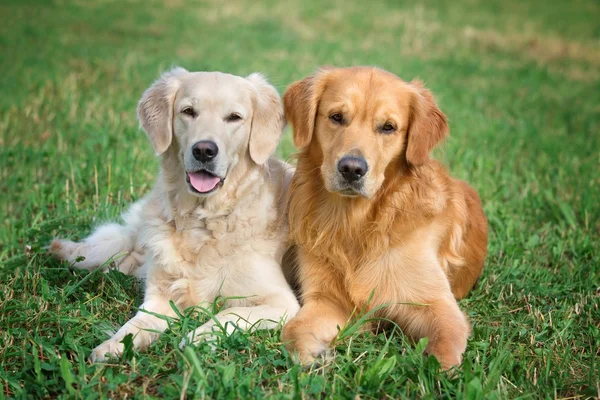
left=281, top=67, right=488, bottom=369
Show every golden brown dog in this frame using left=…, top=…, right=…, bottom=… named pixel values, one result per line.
left=281, top=66, right=488, bottom=369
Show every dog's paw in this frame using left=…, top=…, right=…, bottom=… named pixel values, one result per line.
left=426, top=345, right=463, bottom=371
left=90, top=339, right=124, bottom=363
left=179, top=325, right=221, bottom=351
left=282, top=320, right=334, bottom=366
left=291, top=343, right=331, bottom=367
left=49, top=239, right=77, bottom=261
left=282, top=333, right=330, bottom=366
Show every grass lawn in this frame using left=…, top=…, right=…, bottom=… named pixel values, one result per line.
left=1, top=0, right=599, bottom=398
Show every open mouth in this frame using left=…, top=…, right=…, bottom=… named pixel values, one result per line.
left=186, top=170, right=224, bottom=194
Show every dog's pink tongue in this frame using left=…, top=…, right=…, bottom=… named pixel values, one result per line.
left=189, top=171, right=220, bottom=193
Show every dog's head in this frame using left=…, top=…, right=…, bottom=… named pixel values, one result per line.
left=284, top=66, right=448, bottom=199
left=137, top=67, right=284, bottom=196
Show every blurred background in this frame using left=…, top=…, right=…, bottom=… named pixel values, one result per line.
left=1, top=0, right=598, bottom=397
left=1, top=0, right=598, bottom=224
left=4, top=0, right=599, bottom=250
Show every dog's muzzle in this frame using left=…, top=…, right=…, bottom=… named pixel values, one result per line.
left=338, top=156, right=368, bottom=183
left=192, top=140, right=218, bottom=163
left=331, top=156, right=369, bottom=197
left=186, top=140, right=224, bottom=195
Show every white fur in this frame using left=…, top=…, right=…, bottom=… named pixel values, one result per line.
left=50, top=69, right=299, bottom=361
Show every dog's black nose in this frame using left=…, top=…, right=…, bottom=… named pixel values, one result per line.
left=192, top=141, right=219, bottom=162
left=338, top=156, right=368, bottom=183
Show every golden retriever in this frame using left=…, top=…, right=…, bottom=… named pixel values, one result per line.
left=281, top=66, right=488, bottom=369
left=51, top=68, right=300, bottom=361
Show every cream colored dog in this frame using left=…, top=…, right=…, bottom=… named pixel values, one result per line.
left=50, top=68, right=300, bottom=362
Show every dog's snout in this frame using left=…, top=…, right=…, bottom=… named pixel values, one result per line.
left=337, top=156, right=368, bottom=183
left=192, top=140, right=219, bottom=163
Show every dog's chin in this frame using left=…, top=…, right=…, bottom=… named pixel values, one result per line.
left=337, top=189, right=362, bottom=198
left=325, top=178, right=369, bottom=199
left=186, top=170, right=225, bottom=197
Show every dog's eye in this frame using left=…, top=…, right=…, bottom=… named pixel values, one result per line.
left=329, top=113, right=344, bottom=124
left=380, top=122, right=396, bottom=134
left=225, top=113, right=242, bottom=123
left=181, top=107, right=196, bottom=117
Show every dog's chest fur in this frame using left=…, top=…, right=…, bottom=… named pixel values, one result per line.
left=172, top=190, right=278, bottom=262
left=141, top=167, right=285, bottom=306
left=290, top=161, right=458, bottom=308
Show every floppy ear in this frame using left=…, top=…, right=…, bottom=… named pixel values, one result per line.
left=406, top=80, right=449, bottom=166
left=137, top=67, right=188, bottom=155
left=283, top=68, right=331, bottom=149
left=246, top=73, right=285, bottom=165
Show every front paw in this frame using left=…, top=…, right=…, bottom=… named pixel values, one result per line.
left=282, top=320, right=332, bottom=365
left=426, top=341, right=463, bottom=370
left=179, top=324, right=220, bottom=350
left=90, top=339, right=124, bottom=363
left=49, top=239, right=77, bottom=262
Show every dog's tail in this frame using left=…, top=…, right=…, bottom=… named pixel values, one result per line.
left=49, top=199, right=147, bottom=276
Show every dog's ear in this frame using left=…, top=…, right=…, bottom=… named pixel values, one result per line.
left=137, top=67, right=188, bottom=155
left=246, top=73, right=285, bottom=165
left=283, top=68, right=331, bottom=149
left=405, top=80, right=449, bottom=167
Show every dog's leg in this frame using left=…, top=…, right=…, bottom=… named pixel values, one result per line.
left=91, top=290, right=178, bottom=362
left=394, top=296, right=470, bottom=370
left=280, top=252, right=352, bottom=364
left=281, top=299, right=350, bottom=364
left=180, top=305, right=289, bottom=348
left=180, top=291, right=300, bottom=348
left=50, top=199, right=146, bottom=274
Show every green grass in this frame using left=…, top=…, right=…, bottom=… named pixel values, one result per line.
left=1, top=0, right=599, bottom=398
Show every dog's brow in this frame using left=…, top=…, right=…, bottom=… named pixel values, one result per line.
left=325, top=102, right=349, bottom=113
left=225, top=106, right=247, bottom=116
